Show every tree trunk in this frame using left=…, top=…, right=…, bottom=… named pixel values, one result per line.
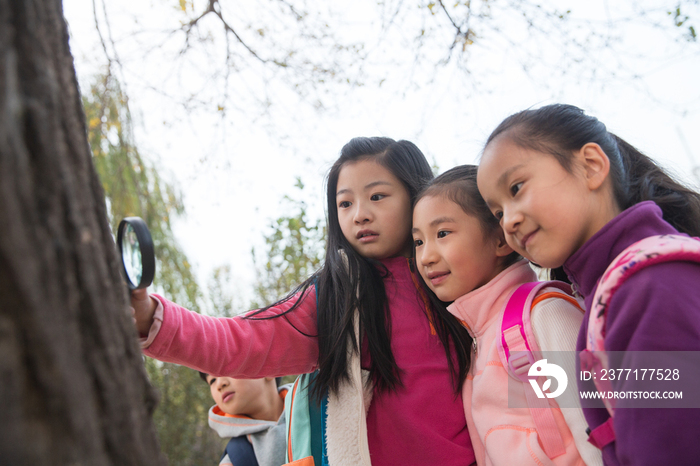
left=0, top=0, right=165, bottom=463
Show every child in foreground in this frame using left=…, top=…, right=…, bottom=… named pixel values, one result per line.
left=201, top=373, right=291, bottom=466
left=132, top=137, right=475, bottom=465
left=477, top=103, right=700, bottom=465
left=412, top=165, right=602, bottom=465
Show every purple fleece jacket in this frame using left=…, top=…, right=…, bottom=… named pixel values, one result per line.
left=564, top=201, right=700, bottom=466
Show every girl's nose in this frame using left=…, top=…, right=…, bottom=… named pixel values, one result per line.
left=353, top=203, right=371, bottom=224
left=502, top=208, right=522, bottom=234
left=419, top=241, right=438, bottom=267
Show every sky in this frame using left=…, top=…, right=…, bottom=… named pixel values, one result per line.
left=62, top=0, right=700, bottom=307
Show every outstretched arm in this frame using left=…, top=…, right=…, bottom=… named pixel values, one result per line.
left=139, top=289, right=319, bottom=378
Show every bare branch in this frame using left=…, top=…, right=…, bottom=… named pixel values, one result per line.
left=213, top=6, right=268, bottom=64
left=182, top=0, right=216, bottom=32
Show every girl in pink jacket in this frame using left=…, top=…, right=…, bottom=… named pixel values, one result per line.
left=412, top=165, right=602, bottom=466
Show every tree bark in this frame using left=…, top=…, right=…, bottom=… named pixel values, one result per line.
left=0, top=0, right=165, bottom=463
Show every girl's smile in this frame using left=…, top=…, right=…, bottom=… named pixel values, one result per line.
left=518, top=228, right=539, bottom=251
left=426, top=270, right=451, bottom=286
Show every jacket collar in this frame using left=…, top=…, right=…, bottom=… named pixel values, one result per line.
left=563, top=201, right=678, bottom=300
left=447, top=260, right=536, bottom=339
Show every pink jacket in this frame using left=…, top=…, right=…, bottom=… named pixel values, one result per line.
left=447, top=261, right=598, bottom=466
left=143, top=289, right=319, bottom=378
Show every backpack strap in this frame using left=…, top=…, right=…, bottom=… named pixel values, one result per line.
left=222, top=435, right=260, bottom=466
left=585, top=418, right=616, bottom=450
left=499, top=280, right=577, bottom=459
left=285, top=374, right=312, bottom=464
left=285, top=372, right=324, bottom=466
left=500, top=280, right=579, bottom=371
left=580, top=234, right=700, bottom=449
left=284, top=281, right=330, bottom=466
left=308, top=381, right=328, bottom=466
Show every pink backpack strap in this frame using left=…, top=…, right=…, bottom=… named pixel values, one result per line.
left=586, top=418, right=615, bottom=450
left=580, top=234, right=700, bottom=449
left=499, top=280, right=576, bottom=459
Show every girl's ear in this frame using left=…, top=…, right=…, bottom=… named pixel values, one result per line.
left=494, top=230, right=514, bottom=257
left=579, top=142, right=611, bottom=191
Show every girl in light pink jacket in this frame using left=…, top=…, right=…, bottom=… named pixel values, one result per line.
left=412, top=165, right=601, bottom=466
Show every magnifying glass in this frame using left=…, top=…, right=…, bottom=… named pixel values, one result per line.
left=117, top=217, right=155, bottom=290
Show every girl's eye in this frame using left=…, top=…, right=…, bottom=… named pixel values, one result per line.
left=510, top=182, right=523, bottom=196
left=413, top=238, right=423, bottom=247
left=437, top=230, right=450, bottom=238
left=338, top=201, right=351, bottom=208
left=209, top=378, right=216, bottom=386
left=494, top=211, right=503, bottom=221
left=370, top=193, right=386, bottom=201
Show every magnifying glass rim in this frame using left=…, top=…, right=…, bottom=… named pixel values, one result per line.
left=117, top=216, right=155, bottom=290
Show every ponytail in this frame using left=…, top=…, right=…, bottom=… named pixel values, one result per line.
left=613, top=134, right=700, bottom=237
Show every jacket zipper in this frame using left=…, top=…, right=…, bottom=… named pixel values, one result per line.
left=462, top=322, right=477, bottom=356
left=571, top=281, right=583, bottom=299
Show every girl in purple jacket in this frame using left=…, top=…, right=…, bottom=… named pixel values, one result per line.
left=476, top=103, right=700, bottom=466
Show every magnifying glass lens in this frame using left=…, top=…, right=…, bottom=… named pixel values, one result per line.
left=117, top=216, right=155, bottom=290
left=122, top=224, right=143, bottom=285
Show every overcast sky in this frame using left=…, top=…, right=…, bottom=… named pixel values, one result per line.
left=63, top=0, right=700, bottom=307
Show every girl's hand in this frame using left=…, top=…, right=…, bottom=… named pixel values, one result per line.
left=130, top=288, right=157, bottom=337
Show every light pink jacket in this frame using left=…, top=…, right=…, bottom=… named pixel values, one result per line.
left=447, top=261, right=596, bottom=466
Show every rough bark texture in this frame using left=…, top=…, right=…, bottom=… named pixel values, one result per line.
left=0, top=0, right=165, bottom=463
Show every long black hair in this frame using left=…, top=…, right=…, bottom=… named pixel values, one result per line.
left=485, top=103, right=700, bottom=280
left=249, top=137, right=470, bottom=398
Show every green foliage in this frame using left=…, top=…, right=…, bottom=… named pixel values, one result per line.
left=250, top=179, right=326, bottom=308
left=84, top=73, right=214, bottom=463
left=670, top=3, right=698, bottom=41
left=84, top=75, right=323, bottom=463
left=207, top=264, right=248, bottom=317
left=83, top=73, right=200, bottom=310
left=144, top=359, right=225, bottom=465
